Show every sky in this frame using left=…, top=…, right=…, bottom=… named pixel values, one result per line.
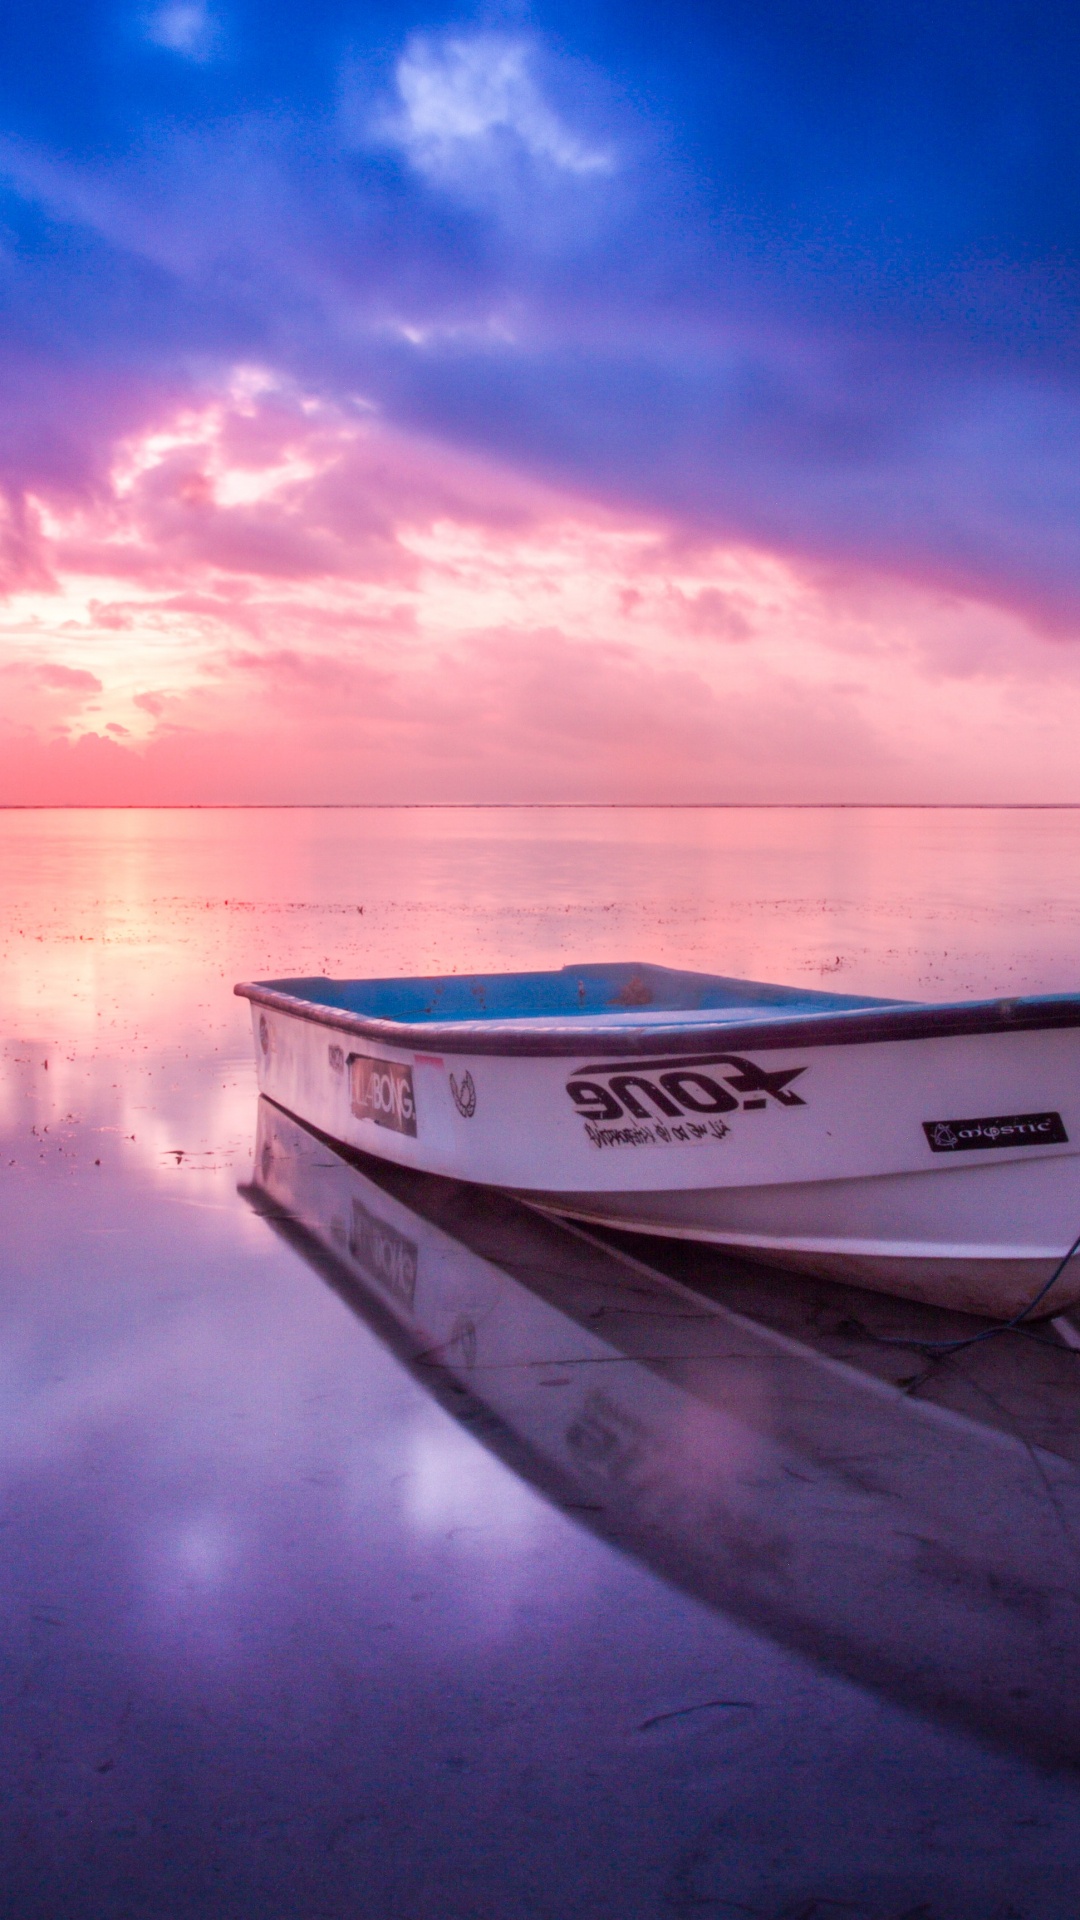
left=3, top=1, right=1080, bottom=802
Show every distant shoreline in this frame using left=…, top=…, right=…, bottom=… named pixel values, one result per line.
left=4, top=802, right=1080, bottom=813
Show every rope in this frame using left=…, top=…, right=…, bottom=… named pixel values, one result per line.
left=874, top=1225, right=1080, bottom=1358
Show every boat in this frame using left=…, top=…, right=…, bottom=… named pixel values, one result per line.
left=243, top=1098, right=1080, bottom=1768
left=235, top=959, right=1080, bottom=1318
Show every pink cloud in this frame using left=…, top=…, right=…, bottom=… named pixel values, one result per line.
left=0, top=488, right=56, bottom=597
left=672, top=586, right=753, bottom=640
left=4, top=371, right=1080, bottom=804
left=32, top=661, right=104, bottom=692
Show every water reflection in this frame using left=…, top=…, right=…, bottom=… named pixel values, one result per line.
left=7, top=808, right=1080, bottom=1914
left=246, top=1096, right=1080, bottom=1771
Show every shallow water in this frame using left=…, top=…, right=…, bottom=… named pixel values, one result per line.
left=4, top=805, right=1080, bottom=1919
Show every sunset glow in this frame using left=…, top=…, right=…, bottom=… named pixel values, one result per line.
left=3, top=7, right=1080, bottom=800
left=4, top=372, right=1080, bottom=803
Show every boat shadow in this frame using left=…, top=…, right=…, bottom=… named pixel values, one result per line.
left=241, top=1095, right=1080, bottom=1774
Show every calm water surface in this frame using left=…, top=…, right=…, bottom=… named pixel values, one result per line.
left=5, top=806, right=1080, bottom=1918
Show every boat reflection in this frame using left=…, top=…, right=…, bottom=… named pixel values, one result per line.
left=243, top=1096, right=1080, bottom=1770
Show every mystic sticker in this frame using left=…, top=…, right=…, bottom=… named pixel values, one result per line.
left=923, top=1111, right=1068, bottom=1152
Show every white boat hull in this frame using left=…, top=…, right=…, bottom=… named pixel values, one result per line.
left=524, top=1152, right=1080, bottom=1316
left=238, top=976, right=1080, bottom=1318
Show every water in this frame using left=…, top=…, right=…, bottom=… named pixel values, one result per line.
left=4, top=804, right=1080, bottom=1918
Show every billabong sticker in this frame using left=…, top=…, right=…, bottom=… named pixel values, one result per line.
left=348, top=1197, right=418, bottom=1307
left=923, top=1111, right=1067, bottom=1152
left=349, top=1052, right=417, bottom=1137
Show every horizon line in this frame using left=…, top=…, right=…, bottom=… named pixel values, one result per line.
left=6, top=801, right=1080, bottom=813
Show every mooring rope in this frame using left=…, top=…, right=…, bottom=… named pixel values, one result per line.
left=875, top=1224, right=1080, bottom=1358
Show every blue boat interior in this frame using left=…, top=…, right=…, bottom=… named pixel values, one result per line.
left=259, top=961, right=899, bottom=1025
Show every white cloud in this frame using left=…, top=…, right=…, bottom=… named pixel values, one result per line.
left=145, top=3, right=219, bottom=61
left=385, top=33, right=615, bottom=189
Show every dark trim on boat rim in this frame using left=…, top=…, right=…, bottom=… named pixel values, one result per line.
left=235, top=981, right=1080, bottom=1058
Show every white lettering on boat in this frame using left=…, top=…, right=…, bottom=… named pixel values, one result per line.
left=349, top=1053, right=418, bottom=1137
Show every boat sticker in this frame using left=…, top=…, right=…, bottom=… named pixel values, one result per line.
left=348, top=1196, right=418, bottom=1308
left=349, top=1052, right=417, bottom=1137
left=923, top=1111, right=1068, bottom=1152
left=450, top=1069, right=477, bottom=1118
left=566, top=1051, right=807, bottom=1146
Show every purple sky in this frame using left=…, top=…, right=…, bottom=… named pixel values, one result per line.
left=3, top=3, right=1080, bottom=800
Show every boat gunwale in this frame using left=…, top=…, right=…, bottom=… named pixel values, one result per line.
left=234, top=979, right=1080, bottom=1058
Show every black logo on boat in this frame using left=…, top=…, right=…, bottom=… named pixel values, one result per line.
left=566, top=1052, right=807, bottom=1128
left=450, top=1069, right=477, bottom=1118
left=923, top=1111, right=1068, bottom=1153
left=349, top=1053, right=417, bottom=1137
